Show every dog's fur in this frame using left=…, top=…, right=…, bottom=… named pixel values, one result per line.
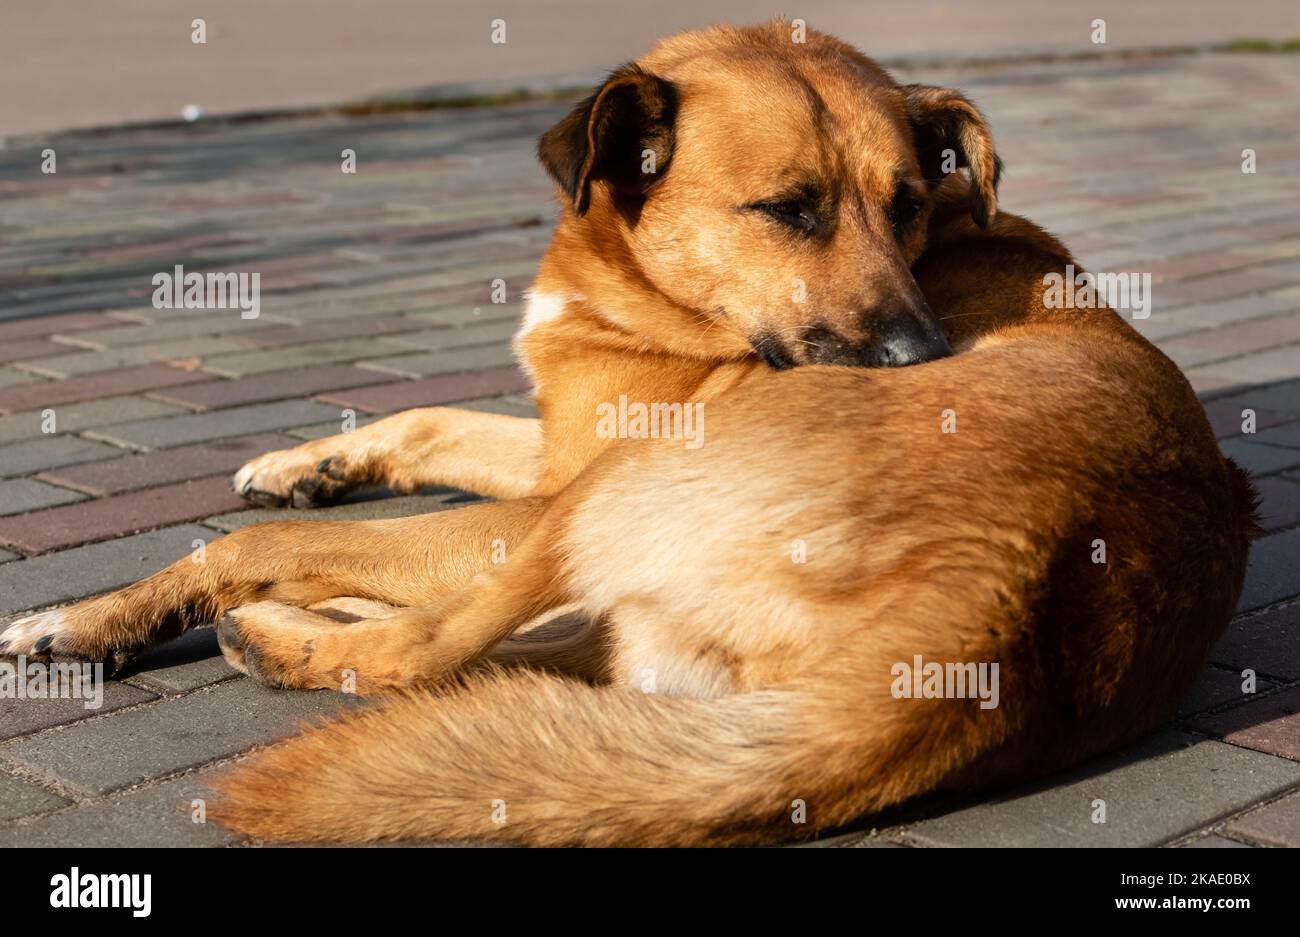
left=0, top=21, right=1257, bottom=846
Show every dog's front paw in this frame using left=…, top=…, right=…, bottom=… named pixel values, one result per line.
left=218, top=603, right=341, bottom=690
left=0, top=609, right=70, bottom=657
left=233, top=448, right=360, bottom=508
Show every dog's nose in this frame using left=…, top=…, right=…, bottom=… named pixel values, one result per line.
left=870, top=308, right=951, bottom=368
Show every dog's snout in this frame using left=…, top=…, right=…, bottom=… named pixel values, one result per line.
left=872, top=307, right=951, bottom=368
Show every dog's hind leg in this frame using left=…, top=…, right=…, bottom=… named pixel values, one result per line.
left=233, top=407, right=542, bottom=506
left=0, top=498, right=549, bottom=664
left=215, top=511, right=574, bottom=693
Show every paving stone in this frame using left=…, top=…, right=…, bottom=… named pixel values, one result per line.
left=229, top=314, right=433, bottom=349
left=0, top=773, right=239, bottom=847
left=1214, top=601, right=1300, bottom=682
left=1175, top=665, right=1266, bottom=718
left=0, top=369, right=46, bottom=390
left=385, top=319, right=521, bottom=351
left=905, top=731, right=1300, bottom=847
left=37, top=432, right=298, bottom=496
left=147, top=365, right=392, bottom=410
left=0, top=435, right=123, bottom=479
left=1223, top=790, right=1300, bottom=847
left=14, top=338, right=247, bottom=378
left=83, top=398, right=341, bottom=449
left=1203, top=398, right=1293, bottom=439
left=1186, top=346, right=1300, bottom=387
left=1219, top=438, right=1300, bottom=477
left=126, top=626, right=239, bottom=692
left=1238, top=526, right=1300, bottom=613
left=204, top=491, right=474, bottom=531
left=1212, top=377, right=1300, bottom=417
left=0, top=339, right=66, bottom=365
left=1179, top=834, right=1254, bottom=848
left=358, top=342, right=517, bottom=378
left=0, top=363, right=213, bottom=415
left=0, top=679, right=362, bottom=795
left=1190, top=686, right=1300, bottom=762
left=317, top=366, right=531, bottom=413
left=0, top=478, right=86, bottom=516
left=59, top=315, right=280, bottom=348
left=1251, top=475, right=1300, bottom=532
left=0, top=312, right=124, bottom=343
left=1160, top=313, right=1300, bottom=367
left=0, top=395, right=184, bottom=444
left=0, top=680, right=157, bottom=742
left=456, top=394, right=540, bottom=418
left=0, top=476, right=246, bottom=554
left=0, top=773, right=68, bottom=821
left=1253, top=420, right=1300, bottom=450
left=0, top=524, right=215, bottom=617
left=200, top=337, right=414, bottom=378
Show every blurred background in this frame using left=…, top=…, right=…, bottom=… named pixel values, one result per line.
left=4, top=0, right=1299, bottom=135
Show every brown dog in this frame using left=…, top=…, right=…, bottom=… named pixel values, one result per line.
left=0, top=21, right=1256, bottom=846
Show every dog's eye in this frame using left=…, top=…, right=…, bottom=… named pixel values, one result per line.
left=753, top=200, right=818, bottom=234
left=889, top=188, right=925, bottom=240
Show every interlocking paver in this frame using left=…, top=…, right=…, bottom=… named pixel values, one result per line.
left=0, top=682, right=158, bottom=742
left=14, top=338, right=248, bottom=378
left=1237, top=526, right=1300, bottom=613
left=1223, top=791, right=1300, bottom=847
left=127, top=627, right=240, bottom=692
left=0, top=476, right=246, bottom=554
left=0, top=478, right=86, bottom=516
left=1190, top=686, right=1300, bottom=762
left=0, top=774, right=68, bottom=822
left=1252, top=475, right=1300, bottom=531
left=37, top=433, right=299, bottom=495
left=83, top=399, right=342, bottom=449
left=0, top=363, right=214, bottom=415
left=905, top=731, right=1300, bottom=847
left=0, top=773, right=239, bottom=847
left=316, top=366, right=531, bottom=413
left=1213, top=600, right=1300, bottom=681
left=0, top=312, right=124, bottom=342
left=147, top=365, right=392, bottom=411
left=200, top=337, right=416, bottom=378
left=0, top=395, right=185, bottom=444
left=0, top=435, right=123, bottom=479
left=357, top=342, right=518, bottom=379
left=0, top=679, right=361, bottom=795
left=0, top=525, right=214, bottom=617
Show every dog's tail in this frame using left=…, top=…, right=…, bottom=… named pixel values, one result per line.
left=208, top=651, right=1002, bottom=846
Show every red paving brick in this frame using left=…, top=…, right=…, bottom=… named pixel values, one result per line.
left=37, top=433, right=299, bottom=496
left=1190, top=686, right=1300, bottom=762
left=0, top=313, right=125, bottom=342
left=0, top=364, right=215, bottom=415
left=147, top=365, right=393, bottom=410
left=0, top=476, right=248, bottom=554
left=315, top=366, right=531, bottom=413
left=0, top=339, right=67, bottom=365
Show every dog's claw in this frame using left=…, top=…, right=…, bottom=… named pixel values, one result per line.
left=33, top=635, right=54, bottom=653
left=316, top=457, right=333, bottom=473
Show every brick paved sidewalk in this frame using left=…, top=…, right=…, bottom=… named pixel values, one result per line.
left=2, top=51, right=1300, bottom=847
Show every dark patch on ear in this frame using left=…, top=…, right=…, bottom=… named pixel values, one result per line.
left=903, top=84, right=1001, bottom=228
left=537, top=64, right=677, bottom=217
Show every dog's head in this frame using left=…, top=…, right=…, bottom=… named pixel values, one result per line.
left=538, top=21, right=1002, bottom=369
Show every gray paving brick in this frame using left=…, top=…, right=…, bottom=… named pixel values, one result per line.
left=0, top=478, right=86, bottom=516
left=1219, top=438, right=1300, bottom=477
left=905, top=731, right=1300, bottom=847
left=1179, top=834, right=1254, bottom=848
left=0, top=435, right=123, bottom=478
left=1253, top=420, right=1300, bottom=450
left=15, top=339, right=246, bottom=378
left=83, top=399, right=341, bottom=449
left=0, top=772, right=68, bottom=821
left=0, top=679, right=361, bottom=795
left=0, top=681, right=157, bottom=742
left=1175, top=665, right=1267, bottom=718
left=1223, top=790, right=1300, bottom=847
left=1214, top=600, right=1300, bottom=681
left=200, top=338, right=414, bottom=378
left=456, top=394, right=539, bottom=418
left=0, top=773, right=239, bottom=847
left=0, top=396, right=183, bottom=444
left=204, top=491, right=474, bottom=532
left=0, top=524, right=215, bottom=617
left=127, top=627, right=239, bottom=692
left=358, top=343, right=517, bottom=379
left=1239, top=526, right=1300, bottom=613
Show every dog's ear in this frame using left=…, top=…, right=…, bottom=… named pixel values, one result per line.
left=902, top=85, right=1002, bottom=228
left=538, top=65, right=677, bottom=217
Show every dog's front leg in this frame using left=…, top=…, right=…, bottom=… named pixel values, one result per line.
left=0, top=498, right=549, bottom=664
left=234, top=406, right=543, bottom=506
